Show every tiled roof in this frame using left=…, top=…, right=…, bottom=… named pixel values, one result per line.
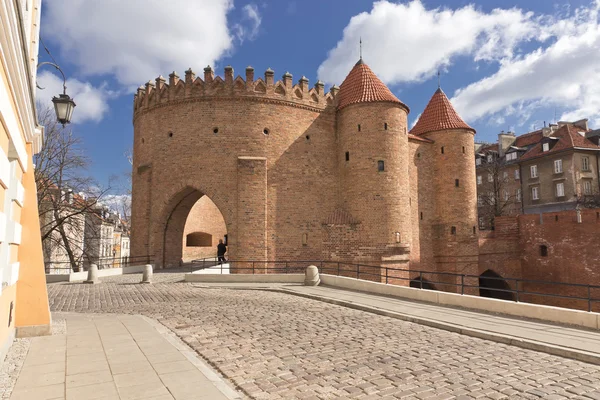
left=408, top=134, right=434, bottom=143
left=337, top=59, right=408, bottom=111
left=478, top=143, right=499, bottom=153
left=520, top=124, right=600, bottom=161
left=514, top=130, right=543, bottom=148
left=409, top=88, right=475, bottom=136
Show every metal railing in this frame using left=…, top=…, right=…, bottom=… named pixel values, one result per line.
left=183, top=259, right=600, bottom=312
left=45, top=255, right=153, bottom=274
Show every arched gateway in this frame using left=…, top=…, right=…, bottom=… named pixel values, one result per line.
left=130, top=63, right=479, bottom=274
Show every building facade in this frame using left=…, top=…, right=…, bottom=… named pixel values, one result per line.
left=476, top=120, right=600, bottom=229
left=0, top=0, right=51, bottom=360
left=131, top=60, right=478, bottom=285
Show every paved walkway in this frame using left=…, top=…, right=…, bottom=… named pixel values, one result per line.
left=271, top=284, right=600, bottom=365
left=10, top=313, right=241, bottom=400
left=45, top=275, right=600, bottom=399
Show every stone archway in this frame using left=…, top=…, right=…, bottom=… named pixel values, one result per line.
left=479, top=270, right=515, bottom=301
left=157, top=187, right=229, bottom=269
left=182, top=196, right=227, bottom=262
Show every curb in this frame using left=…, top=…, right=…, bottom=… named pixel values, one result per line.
left=140, top=315, right=245, bottom=400
left=269, top=288, right=600, bottom=366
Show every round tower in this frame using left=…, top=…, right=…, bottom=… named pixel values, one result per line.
left=336, top=59, right=411, bottom=265
left=410, top=87, right=478, bottom=291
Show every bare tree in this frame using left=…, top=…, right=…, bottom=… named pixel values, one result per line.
left=477, top=154, right=521, bottom=229
left=35, top=104, right=111, bottom=272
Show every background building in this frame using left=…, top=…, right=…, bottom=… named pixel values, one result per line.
left=475, top=119, right=599, bottom=229
left=0, top=0, right=51, bottom=360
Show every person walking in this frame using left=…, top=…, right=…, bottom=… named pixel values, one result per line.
left=217, top=239, right=227, bottom=264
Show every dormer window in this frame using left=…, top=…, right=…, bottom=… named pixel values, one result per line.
left=487, top=154, right=493, bottom=162
left=476, top=158, right=482, bottom=166
left=543, top=143, right=549, bottom=152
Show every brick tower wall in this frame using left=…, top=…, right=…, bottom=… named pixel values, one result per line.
left=131, top=68, right=338, bottom=267
left=408, top=139, right=436, bottom=276
left=425, top=129, right=479, bottom=293
left=336, top=102, right=411, bottom=271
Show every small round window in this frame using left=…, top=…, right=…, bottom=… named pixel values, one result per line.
left=263, top=128, right=270, bottom=135
left=213, top=127, right=219, bottom=134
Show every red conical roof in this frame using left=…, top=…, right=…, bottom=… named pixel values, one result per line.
left=337, top=60, right=408, bottom=112
left=410, top=88, right=475, bottom=136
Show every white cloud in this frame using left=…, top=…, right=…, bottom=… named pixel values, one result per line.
left=410, top=114, right=421, bottom=129
left=233, top=4, right=262, bottom=43
left=42, top=0, right=261, bottom=88
left=319, top=0, right=600, bottom=129
left=100, top=194, right=132, bottom=219
left=36, top=71, right=117, bottom=124
left=317, top=0, right=539, bottom=85
left=451, top=2, right=600, bottom=127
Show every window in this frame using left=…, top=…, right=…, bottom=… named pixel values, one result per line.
left=462, top=146, right=465, bottom=154
left=473, top=226, right=476, bottom=234
left=532, top=186, right=539, bottom=200
left=488, top=192, right=496, bottom=205
left=441, top=147, right=444, bottom=154
left=455, top=179, right=460, bottom=187
left=582, top=156, right=590, bottom=171
left=543, top=142, right=549, bottom=152
left=479, top=217, right=485, bottom=229
left=556, top=182, right=565, bottom=197
left=487, top=154, right=493, bottom=162
left=384, top=123, right=388, bottom=130
left=477, top=195, right=483, bottom=206
left=540, top=245, right=548, bottom=257
left=477, top=175, right=482, bottom=185
left=515, top=169, right=520, bottom=180
left=584, top=180, right=592, bottom=195
left=506, top=152, right=517, bottom=161
left=530, top=165, right=538, bottom=178
left=516, top=188, right=522, bottom=202
left=503, top=171, right=508, bottom=180
left=451, top=226, right=456, bottom=235
left=488, top=174, right=493, bottom=183
left=554, top=159, right=563, bottom=174
left=420, top=212, right=423, bottom=220
left=476, top=158, right=482, bottom=166
left=377, top=160, right=385, bottom=171
left=345, top=152, right=349, bottom=161
left=358, top=124, right=361, bottom=132
left=503, top=190, right=509, bottom=201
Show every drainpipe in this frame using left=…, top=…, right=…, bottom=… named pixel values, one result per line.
left=519, top=163, right=525, bottom=214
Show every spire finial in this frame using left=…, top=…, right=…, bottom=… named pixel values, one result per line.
left=437, top=70, right=441, bottom=89
left=359, top=37, right=362, bottom=60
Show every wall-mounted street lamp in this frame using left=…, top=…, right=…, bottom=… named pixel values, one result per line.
left=37, top=61, right=76, bottom=126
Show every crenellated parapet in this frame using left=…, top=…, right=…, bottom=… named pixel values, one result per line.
left=133, top=65, right=338, bottom=118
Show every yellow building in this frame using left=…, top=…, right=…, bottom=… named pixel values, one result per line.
left=0, top=0, right=51, bottom=360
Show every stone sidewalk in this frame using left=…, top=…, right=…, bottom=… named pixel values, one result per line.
left=9, top=313, right=242, bottom=400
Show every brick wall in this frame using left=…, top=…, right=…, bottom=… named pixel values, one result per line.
left=478, top=210, right=600, bottom=311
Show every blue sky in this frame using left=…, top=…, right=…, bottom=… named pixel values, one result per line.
left=37, top=0, right=600, bottom=196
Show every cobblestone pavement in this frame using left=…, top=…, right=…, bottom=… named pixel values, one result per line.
left=48, top=275, right=600, bottom=399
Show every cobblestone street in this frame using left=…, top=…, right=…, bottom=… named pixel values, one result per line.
left=48, top=274, right=600, bottom=399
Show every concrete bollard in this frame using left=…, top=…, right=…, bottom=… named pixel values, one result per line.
left=304, top=265, right=320, bottom=286
left=84, top=264, right=99, bottom=284
left=141, top=264, right=153, bottom=284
